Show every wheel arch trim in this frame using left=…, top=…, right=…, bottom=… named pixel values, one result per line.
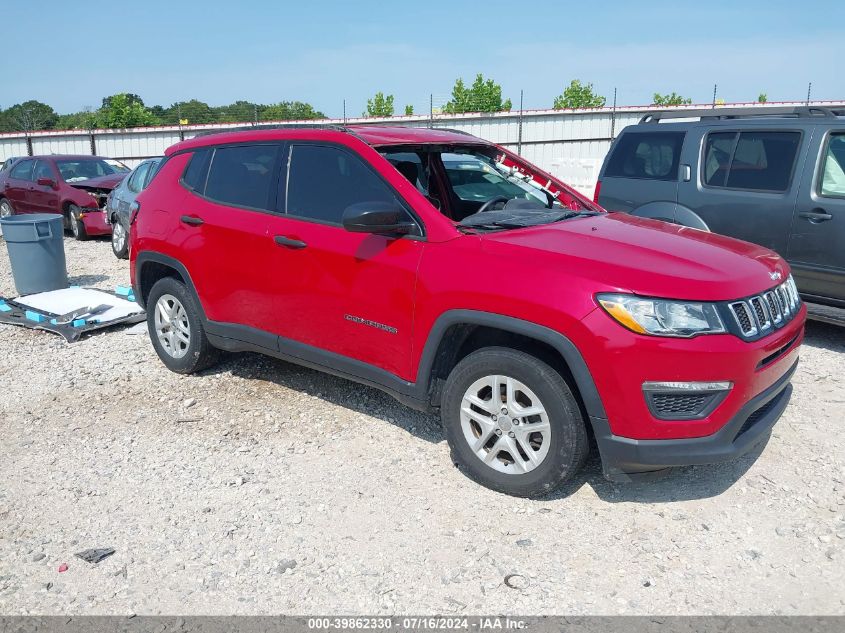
left=418, top=310, right=607, bottom=420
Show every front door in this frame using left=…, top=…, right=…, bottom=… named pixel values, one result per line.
left=30, top=160, right=61, bottom=214
left=269, top=142, right=424, bottom=380
left=787, top=128, right=845, bottom=303
left=679, top=129, right=804, bottom=254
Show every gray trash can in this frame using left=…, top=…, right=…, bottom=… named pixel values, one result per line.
left=0, top=213, right=68, bottom=295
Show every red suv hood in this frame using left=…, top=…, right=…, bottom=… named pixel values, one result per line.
left=481, top=212, right=787, bottom=302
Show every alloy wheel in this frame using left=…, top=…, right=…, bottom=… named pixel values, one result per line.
left=460, top=374, right=551, bottom=474
left=154, top=294, right=191, bottom=359
left=112, top=222, right=127, bottom=251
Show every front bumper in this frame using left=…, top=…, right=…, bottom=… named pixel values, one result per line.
left=78, top=208, right=111, bottom=236
left=592, top=359, right=797, bottom=481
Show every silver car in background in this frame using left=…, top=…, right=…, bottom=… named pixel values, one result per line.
left=105, top=157, right=162, bottom=258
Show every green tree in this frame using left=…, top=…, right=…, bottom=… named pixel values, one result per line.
left=552, top=80, right=606, bottom=109
left=0, top=100, right=58, bottom=132
left=55, top=109, right=97, bottom=130
left=757, top=93, right=768, bottom=103
left=165, top=99, right=216, bottom=125
left=260, top=101, right=325, bottom=121
left=94, top=93, right=158, bottom=128
left=404, top=104, right=414, bottom=115
left=444, top=74, right=512, bottom=114
left=215, top=100, right=260, bottom=122
left=101, top=93, right=145, bottom=110
left=365, top=92, right=395, bottom=117
left=652, top=92, right=692, bottom=106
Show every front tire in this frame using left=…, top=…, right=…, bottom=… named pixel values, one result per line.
left=0, top=198, right=14, bottom=219
left=147, top=277, right=219, bottom=374
left=67, top=204, right=89, bottom=241
left=111, top=219, right=129, bottom=259
left=441, top=347, right=589, bottom=497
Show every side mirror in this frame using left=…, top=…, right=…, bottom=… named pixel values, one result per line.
left=37, top=177, right=57, bottom=188
left=342, top=201, right=416, bottom=236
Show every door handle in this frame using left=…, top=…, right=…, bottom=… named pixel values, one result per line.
left=180, top=215, right=204, bottom=226
left=799, top=208, right=833, bottom=223
left=274, top=235, right=307, bottom=249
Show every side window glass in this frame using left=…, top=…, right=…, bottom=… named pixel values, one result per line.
left=128, top=162, right=151, bottom=193
left=703, top=132, right=736, bottom=186
left=382, top=151, right=430, bottom=195
left=725, top=131, right=800, bottom=192
left=820, top=133, right=845, bottom=198
left=604, top=132, right=685, bottom=181
left=181, top=148, right=212, bottom=193
left=10, top=159, right=35, bottom=181
left=286, top=144, right=401, bottom=224
left=33, top=161, right=54, bottom=181
left=205, top=144, right=281, bottom=210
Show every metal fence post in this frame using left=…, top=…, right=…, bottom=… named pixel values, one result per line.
left=25, top=135, right=33, bottom=156
left=429, top=94, right=434, bottom=129
left=517, top=90, right=524, bottom=155
left=807, top=82, right=812, bottom=104
left=610, top=87, right=618, bottom=140
left=89, top=133, right=96, bottom=156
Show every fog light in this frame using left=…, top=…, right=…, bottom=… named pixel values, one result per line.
left=642, top=381, right=732, bottom=420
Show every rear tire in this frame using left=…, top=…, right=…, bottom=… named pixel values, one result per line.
left=441, top=347, right=589, bottom=497
left=147, top=277, right=219, bottom=374
left=111, top=218, right=129, bottom=259
left=67, top=204, right=89, bottom=241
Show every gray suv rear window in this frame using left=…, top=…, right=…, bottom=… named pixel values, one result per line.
left=605, top=132, right=685, bottom=181
left=703, top=131, right=800, bottom=192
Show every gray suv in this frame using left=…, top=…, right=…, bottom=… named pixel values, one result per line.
left=596, top=106, right=845, bottom=325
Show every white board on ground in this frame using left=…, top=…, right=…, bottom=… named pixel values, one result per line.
left=15, top=287, right=143, bottom=322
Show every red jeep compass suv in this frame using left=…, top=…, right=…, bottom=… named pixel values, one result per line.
left=129, top=125, right=805, bottom=497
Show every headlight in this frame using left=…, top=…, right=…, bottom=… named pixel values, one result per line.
left=597, top=293, right=726, bottom=337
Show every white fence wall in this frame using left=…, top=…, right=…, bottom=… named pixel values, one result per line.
left=2, top=101, right=843, bottom=196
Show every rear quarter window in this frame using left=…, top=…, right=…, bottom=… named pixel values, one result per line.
left=604, top=131, right=685, bottom=181
left=181, top=148, right=212, bottom=192
left=702, top=130, right=801, bottom=192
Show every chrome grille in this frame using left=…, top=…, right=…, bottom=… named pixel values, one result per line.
left=729, top=301, right=757, bottom=336
left=765, top=291, right=782, bottom=323
left=727, top=277, right=801, bottom=339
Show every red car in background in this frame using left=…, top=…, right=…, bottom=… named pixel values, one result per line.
left=0, top=155, right=129, bottom=240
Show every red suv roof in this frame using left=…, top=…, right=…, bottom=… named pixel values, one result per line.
left=166, top=125, right=490, bottom=156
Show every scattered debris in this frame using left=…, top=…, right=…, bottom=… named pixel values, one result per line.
left=516, top=538, right=533, bottom=547
left=32, top=552, right=45, bottom=562
left=275, top=559, right=297, bottom=574
left=75, top=547, right=116, bottom=564
left=504, top=573, right=529, bottom=590
left=57, top=563, right=68, bottom=573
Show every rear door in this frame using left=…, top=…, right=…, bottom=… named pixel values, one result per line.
left=679, top=128, right=804, bottom=254
left=4, top=158, right=36, bottom=213
left=175, top=143, right=290, bottom=338
left=598, top=130, right=684, bottom=217
left=267, top=142, right=424, bottom=379
left=787, top=127, right=845, bottom=302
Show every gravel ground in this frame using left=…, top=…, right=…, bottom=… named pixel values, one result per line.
left=0, top=236, right=843, bottom=616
